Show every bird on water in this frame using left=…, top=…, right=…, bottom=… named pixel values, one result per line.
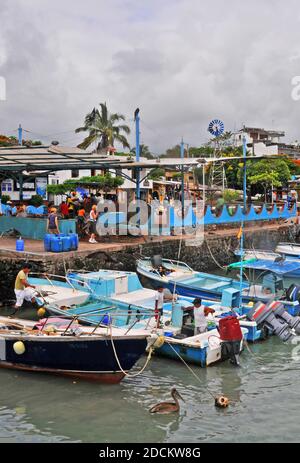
left=149, top=388, right=185, bottom=414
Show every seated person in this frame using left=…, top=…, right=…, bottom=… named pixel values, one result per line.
left=157, top=265, right=175, bottom=277
left=158, top=265, right=167, bottom=277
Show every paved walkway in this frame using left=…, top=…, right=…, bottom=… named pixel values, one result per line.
left=0, top=222, right=291, bottom=258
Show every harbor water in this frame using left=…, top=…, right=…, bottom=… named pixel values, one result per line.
left=1, top=275, right=300, bottom=443
left=0, top=337, right=300, bottom=443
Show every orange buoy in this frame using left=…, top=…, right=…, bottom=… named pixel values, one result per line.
left=215, top=395, right=229, bottom=408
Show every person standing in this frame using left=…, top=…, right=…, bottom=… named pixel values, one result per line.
left=59, top=200, right=69, bottom=218
left=192, top=298, right=208, bottom=334
left=185, top=298, right=215, bottom=335
left=88, top=205, right=98, bottom=243
left=155, top=286, right=165, bottom=327
left=47, top=208, right=60, bottom=234
left=14, top=263, right=37, bottom=309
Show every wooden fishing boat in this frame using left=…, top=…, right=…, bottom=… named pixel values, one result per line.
left=0, top=316, right=150, bottom=384
left=136, top=256, right=285, bottom=303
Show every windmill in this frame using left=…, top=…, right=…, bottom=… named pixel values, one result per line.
left=207, top=119, right=228, bottom=190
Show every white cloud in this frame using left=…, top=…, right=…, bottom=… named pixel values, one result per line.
left=0, top=0, right=300, bottom=151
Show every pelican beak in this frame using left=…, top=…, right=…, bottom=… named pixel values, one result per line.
left=176, top=391, right=185, bottom=402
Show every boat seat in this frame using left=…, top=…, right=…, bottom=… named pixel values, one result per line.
left=204, top=281, right=230, bottom=290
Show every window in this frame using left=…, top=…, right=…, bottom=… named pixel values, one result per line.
left=71, top=169, right=79, bottom=178
left=2, top=181, right=12, bottom=192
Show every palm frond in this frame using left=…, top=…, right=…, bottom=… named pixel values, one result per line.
left=115, top=133, right=130, bottom=149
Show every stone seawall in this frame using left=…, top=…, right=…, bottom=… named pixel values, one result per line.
left=0, top=224, right=295, bottom=301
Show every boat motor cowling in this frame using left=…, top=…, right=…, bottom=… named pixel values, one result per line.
left=219, top=316, right=243, bottom=366
left=246, top=300, right=295, bottom=342
left=273, top=304, right=300, bottom=334
left=286, top=284, right=300, bottom=303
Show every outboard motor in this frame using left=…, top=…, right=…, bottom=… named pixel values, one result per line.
left=272, top=302, right=300, bottom=334
left=246, top=301, right=295, bottom=342
left=219, top=316, right=243, bottom=366
left=286, top=284, right=300, bottom=304
left=151, top=255, right=163, bottom=268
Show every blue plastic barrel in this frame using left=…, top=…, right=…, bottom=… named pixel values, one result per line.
left=50, top=235, right=63, bottom=253
left=16, top=238, right=24, bottom=252
left=69, top=233, right=79, bottom=250
left=44, top=234, right=52, bottom=252
left=61, top=235, right=71, bottom=252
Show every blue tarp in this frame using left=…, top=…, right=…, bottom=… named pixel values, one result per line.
left=234, top=258, right=300, bottom=275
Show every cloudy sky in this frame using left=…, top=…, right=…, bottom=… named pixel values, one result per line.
left=0, top=0, right=300, bottom=153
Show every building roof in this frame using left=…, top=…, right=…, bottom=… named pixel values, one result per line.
left=0, top=144, right=275, bottom=175
left=240, top=126, right=285, bottom=137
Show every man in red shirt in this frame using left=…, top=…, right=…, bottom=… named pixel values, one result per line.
left=60, top=201, right=69, bottom=218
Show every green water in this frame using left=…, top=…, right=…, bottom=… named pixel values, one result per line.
left=1, top=274, right=300, bottom=443
left=0, top=330, right=300, bottom=442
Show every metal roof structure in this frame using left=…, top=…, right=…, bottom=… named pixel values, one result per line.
left=0, top=144, right=275, bottom=175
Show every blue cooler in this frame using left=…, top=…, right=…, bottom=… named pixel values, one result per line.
left=69, top=233, right=79, bottom=250
left=16, top=238, right=24, bottom=252
left=44, top=234, right=52, bottom=252
left=61, top=235, right=72, bottom=252
left=50, top=235, right=63, bottom=253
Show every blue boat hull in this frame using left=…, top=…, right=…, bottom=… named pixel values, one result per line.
left=156, top=342, right=208, bottom=367
left=0, top=336, right=147, bottom=384
left=147, top=277, right=256, bottom=304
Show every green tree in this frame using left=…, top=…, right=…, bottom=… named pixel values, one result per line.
left=148, top=168, right=165, bottom=180
left=189, top=146, right=214, bottom=158
left=223, top=189, right=240, bottom=202
left=0, top=194, right=11, bottom=204
left=130, top=144, right=154, bottom=159
left=75, top=103, right=130, bottom=151
left=160, top=145, right=181, bottom=158
left=29, top=194, right=44, bottom=207
left=235, top=157, right=290, bottom=200
left=248, top=172, right=281, bottom=202
left=47, top=173, right=124, bottom=195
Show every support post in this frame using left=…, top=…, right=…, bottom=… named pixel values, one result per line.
left=180, top=139, right=185, bottom=234
left=19, top=173, right=24, bottom=201
left=18, top=124, right=22, bottom=146
left=243, top=136, right=247, bottom=210
left=135, top=109, right=140, bottom=231
left=239, top=136, right=247, bottom=307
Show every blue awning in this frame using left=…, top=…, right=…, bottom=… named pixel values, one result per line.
left=233, top=258, right=300, bottom=275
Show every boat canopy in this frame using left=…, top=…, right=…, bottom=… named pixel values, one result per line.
left=231, top=259, right=300, bottom=275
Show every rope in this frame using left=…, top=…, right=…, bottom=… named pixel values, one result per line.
left=172, top=238, right=183, bottom=301
left=205, top=239, right=224, bottom=271
left=109, top=324, right=154, bottom=378
left=165, top=340, right=216, bottom=399
left=243, top=338, right=264, bottom=365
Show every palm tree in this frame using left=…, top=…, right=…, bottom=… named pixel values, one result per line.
left=75, top=103, right=130, bottom=151
left=130, top=144, right=153, bottom=159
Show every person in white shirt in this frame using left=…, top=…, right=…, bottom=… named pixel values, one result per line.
left=185, top=298, right=215, bottom=335
left=155, top=286, right=165, bottom=327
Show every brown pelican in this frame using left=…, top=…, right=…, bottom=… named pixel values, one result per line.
left=149, top=388, right=185, bottom=414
